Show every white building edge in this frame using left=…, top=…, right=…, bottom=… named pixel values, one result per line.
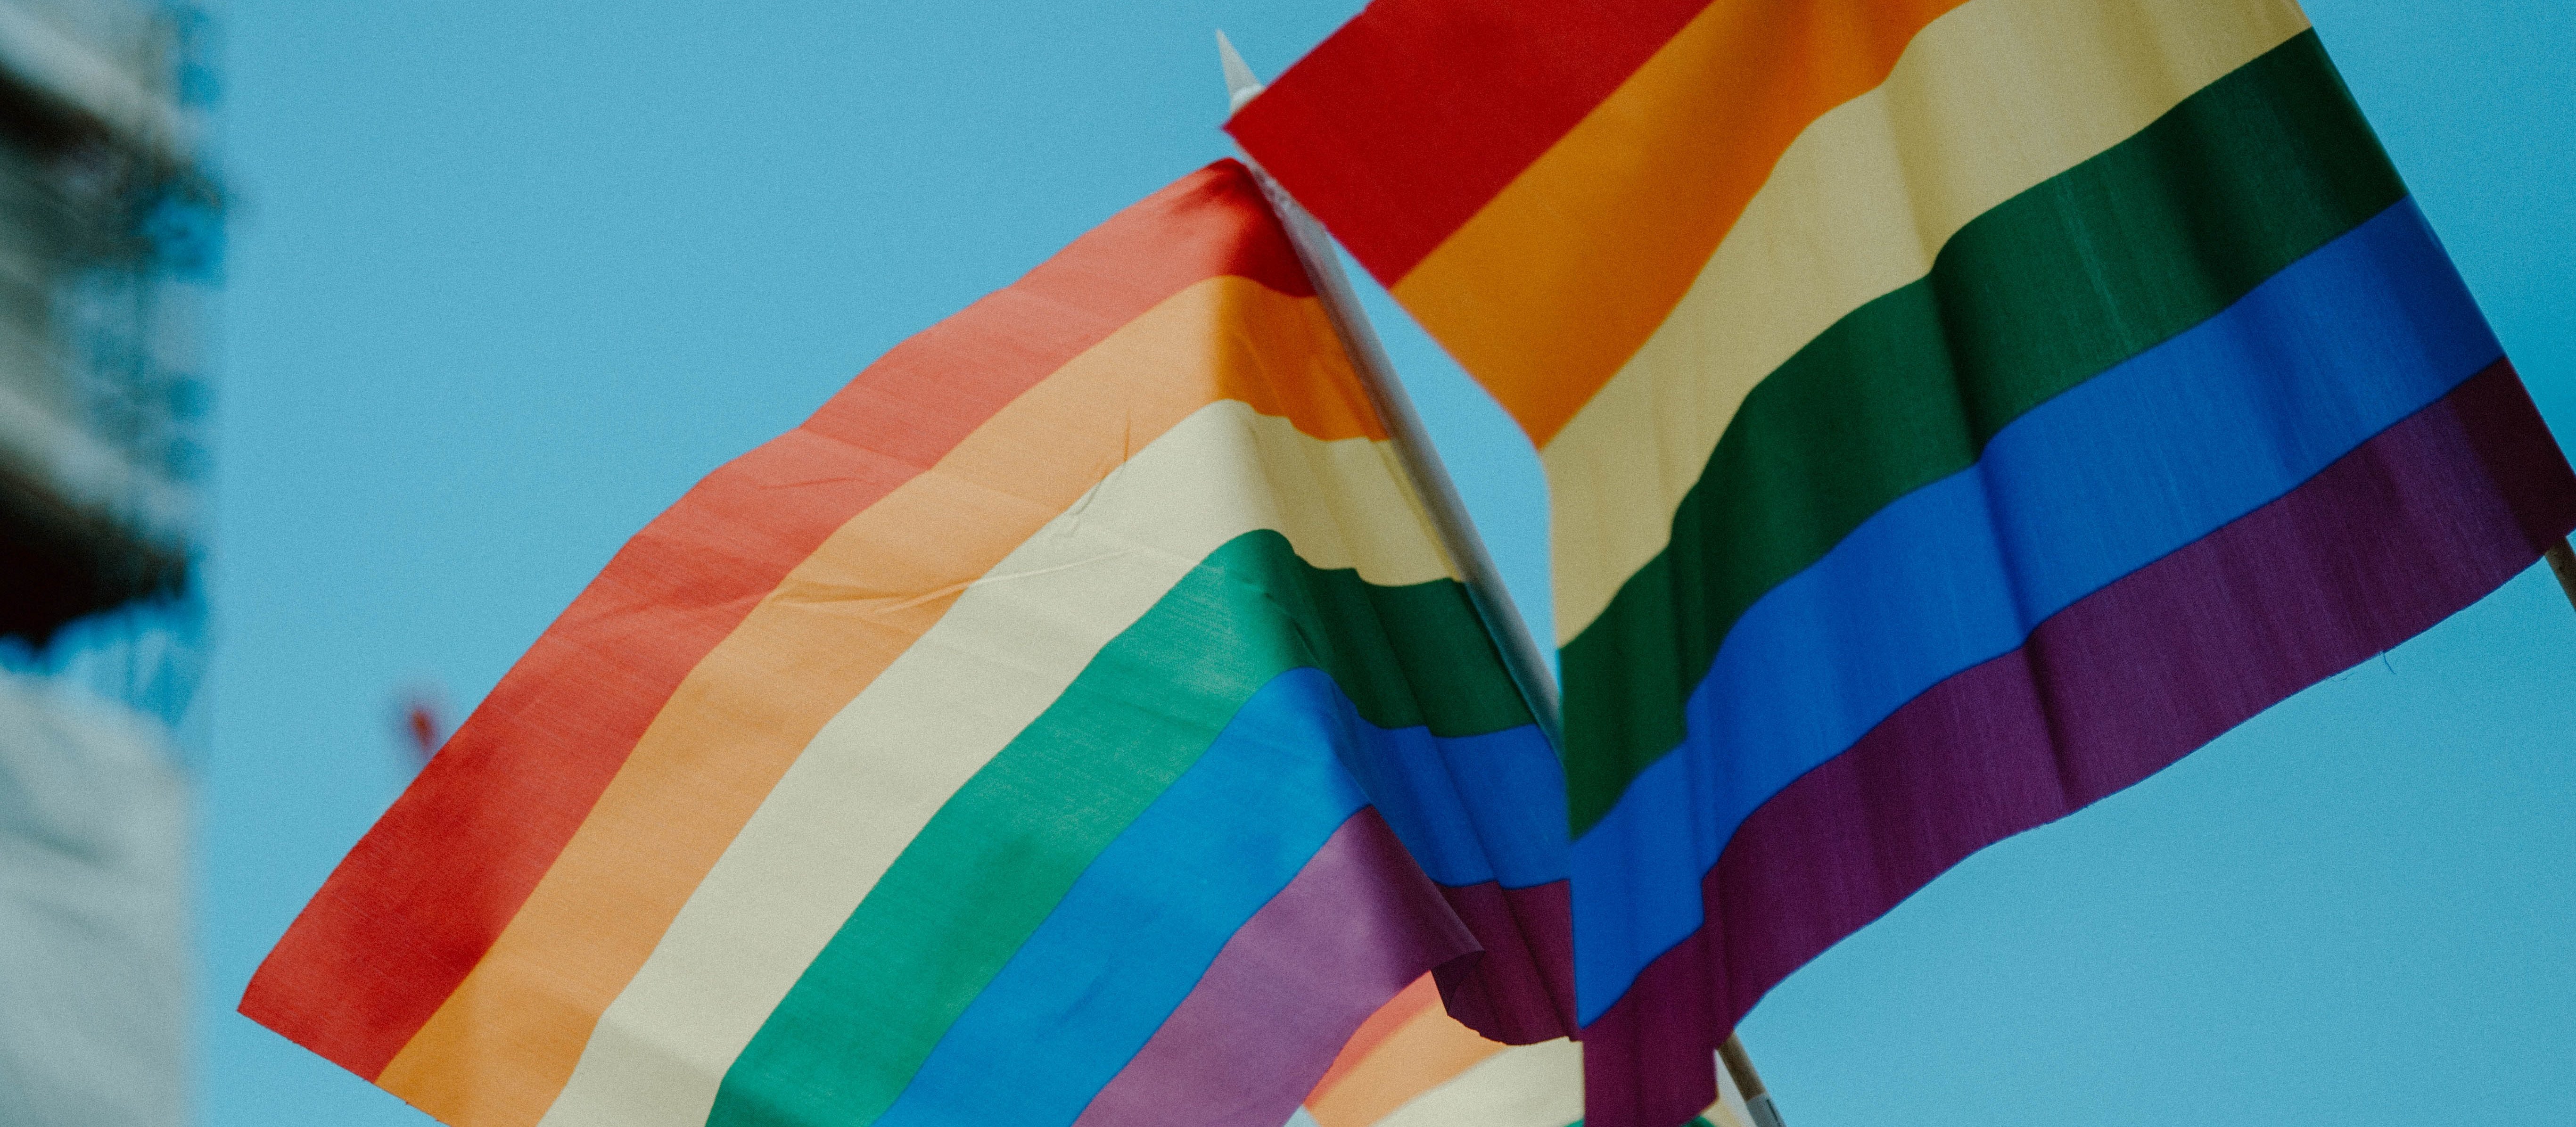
left=0, top=670, right=187, bottom=1126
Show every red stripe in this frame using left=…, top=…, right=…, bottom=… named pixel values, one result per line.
left=1577, top=362, right=2576, bottom=1127
left=1225, top=0, right=1707, bottom=284
left=239, top=159, right=1311, bottom=1080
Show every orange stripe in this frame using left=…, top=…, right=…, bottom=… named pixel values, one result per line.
left=1308, top=973, right=1442, bottom=1109
left=373, top=275, right=1380, bottom=1127
left=1307, top=990, right=1511, bottom=1127
left=1392, top=0, right=1968, bottom=447
left=240, top=160, right=1309, bottom=1082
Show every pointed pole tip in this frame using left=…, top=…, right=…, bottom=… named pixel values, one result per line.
left=1215, top=30, right=1263, bottom=115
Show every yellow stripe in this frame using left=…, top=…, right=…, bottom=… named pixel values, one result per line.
left=534, top=398, right=1450, bottom=1127
left=1711, top=1061, right=1756, bottom=1127
left=1542, top=0, right=2311, bottom=642
left=1391, top=0, right=1972, bottom=447
left=1373, top=1039, right=1586, bottom=1127
left=372, top=274, right=1381, bottom=1127
left=1355, top=1038, right=1752, bottom=1127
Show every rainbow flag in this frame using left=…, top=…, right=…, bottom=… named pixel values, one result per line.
left=1231, top=1, right=2576, bottom=1122
left=243, top=160, right=1574, bottom=1127
left=1295, top=975, right=1749, bottom=1127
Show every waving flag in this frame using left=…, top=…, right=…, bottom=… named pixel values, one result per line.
left=243, top=160, right=1572, bottom=1127
left=1295, top=975, right=1749, bottom=1127
left=1231, top=0, right=2576, bottom=1122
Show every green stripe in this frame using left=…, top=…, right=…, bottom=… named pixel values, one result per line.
left=1561, top=33, right=2403, bottom=834
left=708, top=528, right=1531, bottom=1127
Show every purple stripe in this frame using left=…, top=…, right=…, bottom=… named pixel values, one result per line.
left=1580, top=362, right=2576, bottom=1127
left=1432, top=879, right=1576, bottom=1044
left=1072, top=808, right=1480, bottom=1127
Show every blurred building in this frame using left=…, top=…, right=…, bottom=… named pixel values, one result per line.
left=0, top=0, right=215, bottom=1124
left=0, top=671, right=190, bottom=1125
left=0, top=0, right=214, bottom=644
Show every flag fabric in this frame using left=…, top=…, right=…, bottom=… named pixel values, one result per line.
left=1292, top=975, right=1749, bottom=1127
left=242, top=159, right=1574, bottom=1127
left=1230, top=0, right=2576, bottom=1122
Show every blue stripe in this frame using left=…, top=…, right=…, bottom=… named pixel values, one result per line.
left=1570, top=199, right=2502, bottom=1023
left=1335, top=700, right=1565, bottom=890
left=875, top=666, right=1561, bottom=1127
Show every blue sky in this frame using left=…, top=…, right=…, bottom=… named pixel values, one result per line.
left=199, top=2, right=2576, bottom=1124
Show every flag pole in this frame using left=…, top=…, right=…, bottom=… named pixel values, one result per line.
left=2548, top=540, right=2576, bottom=612
left=1217, top=33, right=1788, bottom=1127
left=1719, top=1033, right=1787, bottom=1127
left=1215, top=32, right=1559, bottom=753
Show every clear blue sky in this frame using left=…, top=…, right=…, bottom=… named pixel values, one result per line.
left=200, top=2, right=2576, bottom=1124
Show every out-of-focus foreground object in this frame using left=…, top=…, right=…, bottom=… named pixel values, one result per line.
left=1232, top=0, right=2576, bottom=1123
left=392, top=686, right=445, bottom=770
left=0, top=1, right=218, bottom=1125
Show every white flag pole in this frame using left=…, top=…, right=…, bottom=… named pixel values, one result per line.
left=1716, top=1031, right=1788, bottom=1127
left=1216, top=33, right=1789, bottom=1127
